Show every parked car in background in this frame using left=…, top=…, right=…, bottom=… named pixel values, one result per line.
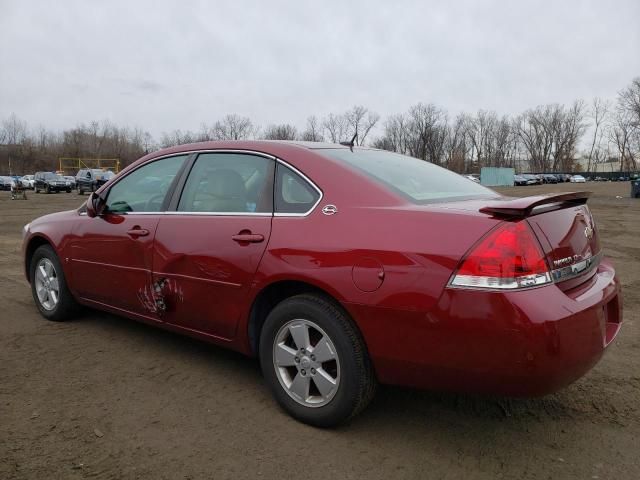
left=570, top=175, right=586, bottom=183
left=22, top=140, right=623, bottom=427
left=513, top=174, right=530, bottom=186
left=63, top=176, right=77, bottom=189
left=21, top=175, right=35, bottom=189
left=557, top=174, right=572, bottom=182
left=76, top=169, right=116, bottom=194
left=34, top=172, right=72, bottom=193
left=464, top=174, right=480, bottom=183
left=542, top=174, right=559, bottom=184
left=522, top=174, right=541, bottom=185
left=0, top=176, right=14, bottom=191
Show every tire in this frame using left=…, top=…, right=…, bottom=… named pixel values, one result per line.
left=30, top=245, right=79, bottom=321
left=66, top=189, right=71, bottom=193
left=78, top=187, right=84, bottom=195
left=259, top=294, right=376, bottom=427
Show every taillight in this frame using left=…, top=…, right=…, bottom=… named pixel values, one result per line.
left=449, top=221, right=551, bottom=289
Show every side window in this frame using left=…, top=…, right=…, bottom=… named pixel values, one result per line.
left=105, top=155, right=187, bottom=213
left=275, top=164, right=321, bottom=214
left=177, top=153, right=273, bottom=213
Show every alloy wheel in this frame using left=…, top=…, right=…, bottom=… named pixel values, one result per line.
left=34, top=258, right=59, bottom=311
left=272, top=319, right=340, bottom=408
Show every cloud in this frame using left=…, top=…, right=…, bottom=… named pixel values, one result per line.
left=1, top=0, right=639, bottom=137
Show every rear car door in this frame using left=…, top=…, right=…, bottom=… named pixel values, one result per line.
left=69, top=154, right=188, bottom=318
left=152, top=151, right=274, bottom=339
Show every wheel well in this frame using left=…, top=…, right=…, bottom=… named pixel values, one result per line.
left=247, top=280, right=344, bottom=356
left=25, top=236, right=52, bottom=282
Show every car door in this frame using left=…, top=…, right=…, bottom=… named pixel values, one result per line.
left=152, top=151, right=274, bottom=339
left=69, top=154, right=188, bottom=318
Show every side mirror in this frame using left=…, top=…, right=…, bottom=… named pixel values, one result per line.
left=86, top=192, right=106, bottom=218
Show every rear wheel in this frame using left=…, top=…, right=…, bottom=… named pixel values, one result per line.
left=30, top=245, right=79, bottom=321
left=259, top=294, right=376, bottom=427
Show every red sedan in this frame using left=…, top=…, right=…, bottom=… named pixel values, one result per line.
left=22, top=141, right=622, bottom=426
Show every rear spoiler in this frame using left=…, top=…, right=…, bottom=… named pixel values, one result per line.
left=480, top=192, right=591, bottom=218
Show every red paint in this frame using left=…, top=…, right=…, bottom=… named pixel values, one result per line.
left=22, top=141, right=623, bottom=397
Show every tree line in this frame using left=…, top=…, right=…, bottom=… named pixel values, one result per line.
left=1, top=77, right=638, bottom=175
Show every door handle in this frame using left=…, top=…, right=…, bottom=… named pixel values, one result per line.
left=126, top=227, right=150, bottom=238
left=232, top=233, right=264, bottom=243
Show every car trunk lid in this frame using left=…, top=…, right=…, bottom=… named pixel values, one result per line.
left=479, top=192, right=601, bottom=288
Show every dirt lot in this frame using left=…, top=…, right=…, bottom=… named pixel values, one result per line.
left=1, top=182, right=638, bottom=480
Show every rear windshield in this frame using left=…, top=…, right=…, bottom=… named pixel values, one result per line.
left=318, top=148, right=495, bottom=203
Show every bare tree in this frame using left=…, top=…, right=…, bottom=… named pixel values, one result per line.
left=2, top=113, right=28, bottom=145
left=443, top=114, right=469, bottom=172
left=322, top=113, right=349, bottom=143
left=610, top=109, right=637, bottom=171
left=516, top=102, right=586, bottom=172
left=376, top=113, right=410, bottom=153
left=212, top=114, right=256, bottom=140
left=344, top=105, right=380, bottom=145
left=301, top=116, right=323, bottom=142
left=619, top=77, right=640, bottom=128
left=585, top=98, right=610, bottom=172
left=262, top=124, right=298, bottom=140
left=405, top=103, right=447, bottom=164
left=551, top=100, right=586, bottom=172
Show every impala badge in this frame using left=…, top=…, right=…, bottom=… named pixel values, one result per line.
left=322, top=204, right=338, bottom=215
left=584, top=226, right=594, bottom=240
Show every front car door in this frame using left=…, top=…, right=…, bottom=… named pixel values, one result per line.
left=69, top=154, right=188, bottom=319
left=152, top=151, right=274, bottom=339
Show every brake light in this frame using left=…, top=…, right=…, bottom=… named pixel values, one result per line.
left=450, top=221, right=551, bottom=289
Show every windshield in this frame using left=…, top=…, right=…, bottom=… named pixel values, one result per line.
left=318, top=148, right=495, bottom=203
left=43, top=172, right=61, bottom=180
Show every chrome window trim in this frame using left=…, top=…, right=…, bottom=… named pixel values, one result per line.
left=96, top=148, right=323, bottom=217
left=273, top=159, right=323, bottom=217
left=164, top=211, right=272, bottom=217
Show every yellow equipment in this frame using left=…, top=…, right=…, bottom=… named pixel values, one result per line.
left=58, top=157, right=120, bottom=175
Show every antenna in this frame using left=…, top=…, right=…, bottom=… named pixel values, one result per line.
left=339, top=131, right=358, bottom=151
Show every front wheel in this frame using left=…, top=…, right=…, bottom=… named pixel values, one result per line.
left=30, top=245, right=79, bottom=321
left=259, top=294, right=376, bottom=427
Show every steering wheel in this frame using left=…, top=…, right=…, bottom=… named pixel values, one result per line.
left=145, top=193, right=166, bottom=212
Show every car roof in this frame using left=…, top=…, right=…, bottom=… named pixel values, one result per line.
left=147, top=140, right=358, bottom=157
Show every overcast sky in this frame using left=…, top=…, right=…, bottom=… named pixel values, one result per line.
left=1, top=0, right=639, bottom=137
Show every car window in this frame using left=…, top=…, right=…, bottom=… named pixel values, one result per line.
left=105, top=155, right=187, bottom=213
left=275, top=164, right=320, bottom=214
left=177, top=153, right=273, bottom=213
left=319, top=148, right=494, bottom=203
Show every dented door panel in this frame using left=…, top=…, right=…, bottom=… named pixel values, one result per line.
left=151, top=216, right=272, bottom=339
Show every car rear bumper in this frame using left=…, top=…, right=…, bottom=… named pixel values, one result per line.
left=350, top=259, right=622, bottom=396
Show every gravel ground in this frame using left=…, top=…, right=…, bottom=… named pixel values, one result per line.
left=1, top=181, right=638, bottom=480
